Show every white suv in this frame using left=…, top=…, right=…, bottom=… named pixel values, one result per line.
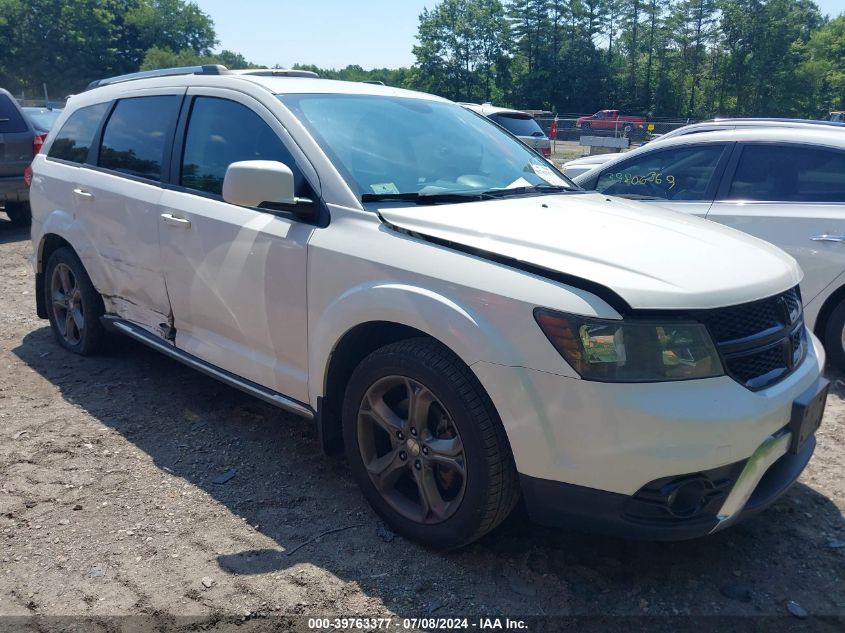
left=29, top=66, right=827, bottom=548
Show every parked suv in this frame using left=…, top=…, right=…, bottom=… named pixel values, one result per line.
left=29, top=66, right=827, bottom=548
left=1, top=88, right=47, bottom=224
left=461, top=102, right=552, bottom=157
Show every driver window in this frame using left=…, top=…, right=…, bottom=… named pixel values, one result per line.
left=595, top=144, right=726, bottom=201
left=181, top=96, right=307, bottom=197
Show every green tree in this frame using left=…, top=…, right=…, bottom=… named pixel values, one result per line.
left=412, top=0, right=511, bottom=102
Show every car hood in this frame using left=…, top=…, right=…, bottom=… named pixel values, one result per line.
left=377, top=192, right=801, bottom=311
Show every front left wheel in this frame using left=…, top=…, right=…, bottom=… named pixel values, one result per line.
left=342, top=338, right=519, bottom=549
left=44, top=247, right=106, bottom=355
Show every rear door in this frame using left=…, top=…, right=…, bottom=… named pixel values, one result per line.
left=707, top=143, right=845, bottom=304
left=584, top=142, right=732, bottom=217
left=78, top=89, right=184, bottom=332
left=0, top=93, right=32, bottom=183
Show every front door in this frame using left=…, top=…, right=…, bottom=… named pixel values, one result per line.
left=157, top=91, right=314, bottom=402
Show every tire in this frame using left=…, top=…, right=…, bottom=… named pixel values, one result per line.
left=4, top=201, right=31, bottom=226
left=342, top=338, right=519, bottom=549
left=44, top=247, right=106, bottom=355
left=824, top=299, right=845, bottom=372
left=581, top=122, right=591, bottom=131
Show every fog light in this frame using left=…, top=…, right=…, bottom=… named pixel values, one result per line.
left=666, top=479, right=709, bottom=518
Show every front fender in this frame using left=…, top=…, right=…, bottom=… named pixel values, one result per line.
left=308, top=280, right=545, bottom=406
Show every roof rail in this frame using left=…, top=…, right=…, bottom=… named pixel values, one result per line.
left=86, top=65, right=230, bottom=91
left=234, top=68, right=320, bottom=78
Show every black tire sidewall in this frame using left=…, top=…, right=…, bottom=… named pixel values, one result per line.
left=44, top=248, right=104, bottom=355
left=824, top=300, right=845, bottom=372
left=4, top=202, right=31, bottom=226
left=342, top=345, right=498, bottom=548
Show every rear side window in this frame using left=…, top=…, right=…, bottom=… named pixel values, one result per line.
left=0, top=94, right=27, bottom=133
left=47, top=103, right=109, bottom=163
left=98, top=96, right=180, bottom=180
left=180, top=97, right=301, bottom=196
left=489, top=113, right=545, bottom=138
left=727, top=144, right=845, bottom=203
left=595, top=144, right=726, bottom=201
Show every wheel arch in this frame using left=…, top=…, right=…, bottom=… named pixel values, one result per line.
left=812, top=283, right=845, bottom=346
left=316, top=321, right=458, bottom=455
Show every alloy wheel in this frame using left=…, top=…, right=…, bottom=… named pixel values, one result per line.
left=50, top=262, right=84, bottom=346
left=357, top=375, right=466, bottom=524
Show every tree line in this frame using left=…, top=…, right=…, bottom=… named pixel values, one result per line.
left=1, top=0, right=841, bottom=120
left=409, top=0, right=845, bottom=119
left=0, top=0, right=240, bottom=98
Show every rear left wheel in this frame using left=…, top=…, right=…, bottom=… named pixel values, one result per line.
left=342, top=338, right=519, bottom=549
left=44, top=247, right=106, bottom=355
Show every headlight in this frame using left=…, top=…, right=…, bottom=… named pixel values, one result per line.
left=534, top=309, right=723, bottom=382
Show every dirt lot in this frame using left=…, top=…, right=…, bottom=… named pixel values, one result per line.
left=0, top=215, right=844, bottom=629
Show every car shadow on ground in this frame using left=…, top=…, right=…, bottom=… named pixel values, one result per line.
left=12, top=326, right=845, bottom=617
left=0, top=217, right=30, bottom=245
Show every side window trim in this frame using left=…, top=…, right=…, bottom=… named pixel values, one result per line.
left=86, top=100, right=117, bottom=166
left=714, top=142, right=745, bottom=201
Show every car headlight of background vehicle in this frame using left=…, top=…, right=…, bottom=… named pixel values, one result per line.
left=534, top=309, right=723, bottom=382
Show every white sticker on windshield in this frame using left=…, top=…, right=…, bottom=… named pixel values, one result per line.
left=370, top=182, right=400, bottom=194
left=506, top=177, right=533, bottom=189
left=530, top=163, right=568, bottom=187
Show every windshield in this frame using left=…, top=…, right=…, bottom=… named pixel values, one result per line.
left=277, top=94, right=573, bottom=200
left=489, top=113, right=545, bottom=138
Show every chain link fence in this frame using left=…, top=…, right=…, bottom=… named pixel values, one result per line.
left=535, top=115, right=697, bottom=143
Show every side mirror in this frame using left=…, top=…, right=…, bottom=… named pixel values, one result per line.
left=222, top=160, right=314, bottom=217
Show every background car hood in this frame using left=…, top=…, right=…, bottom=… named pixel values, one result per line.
left=377, top=192, right=801, bottom=311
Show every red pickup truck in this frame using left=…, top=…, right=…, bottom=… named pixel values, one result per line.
left=576, top=110, right=646, bottom=133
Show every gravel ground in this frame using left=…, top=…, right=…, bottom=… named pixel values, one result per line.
left=1, top=215, right=844, bottom=629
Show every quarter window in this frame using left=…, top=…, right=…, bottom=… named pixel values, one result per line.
left=596, top=144, right=726, bottom=201
left=727, top=145, right=845, bottom=203
left=98, top=96, right=180, bottom=180
left=46, top=103, right=109, bottom=164
left=180, top=97, right=302, bottom=196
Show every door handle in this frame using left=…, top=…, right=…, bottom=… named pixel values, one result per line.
left=160, top=213, right=191, bottom=229
left=810, top=235, right=845, bottom=243
left=73, top=188, right=94, bottom=199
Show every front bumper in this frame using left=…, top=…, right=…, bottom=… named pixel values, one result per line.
left=520, top=428, right=816, bottom=540
left=472, top=331, right=827, bottom=539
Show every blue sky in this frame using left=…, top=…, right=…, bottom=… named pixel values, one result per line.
left=194, top=0, right=845, bottom=71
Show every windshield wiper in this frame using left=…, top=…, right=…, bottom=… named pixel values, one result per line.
left=481, top=184, right=573, bottom=198
left=362, top=191, right=493, bottom=205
